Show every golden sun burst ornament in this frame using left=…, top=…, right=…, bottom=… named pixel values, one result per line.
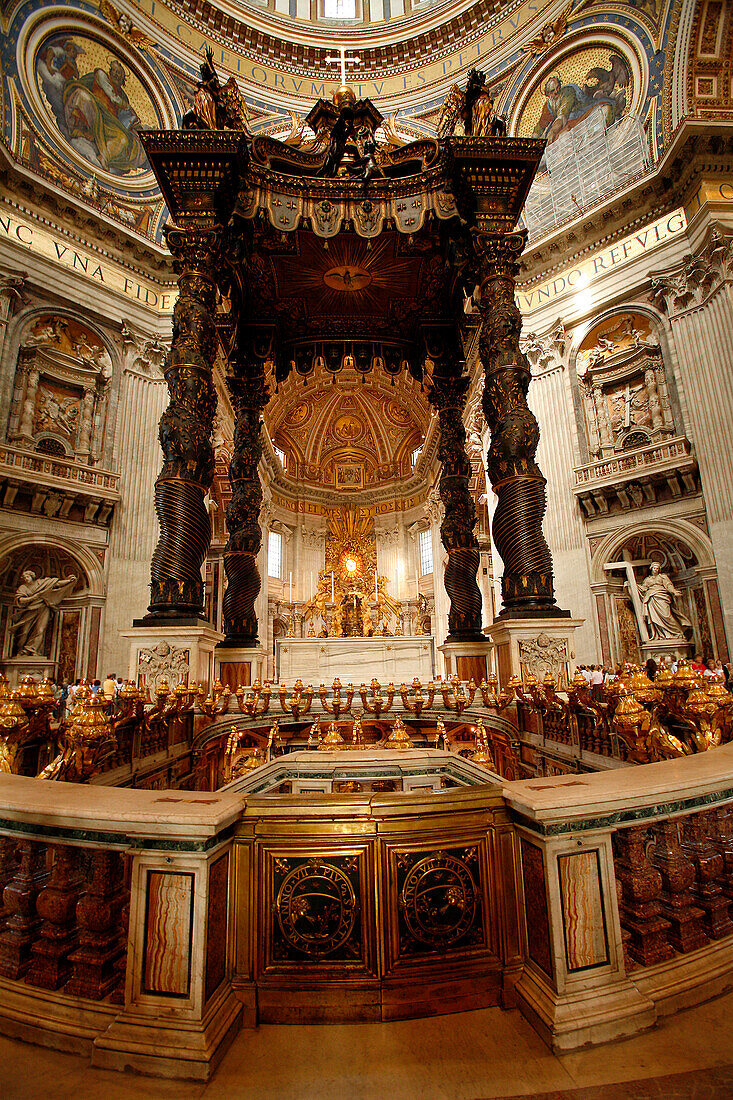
left=341, top=552, right=361, bottom=579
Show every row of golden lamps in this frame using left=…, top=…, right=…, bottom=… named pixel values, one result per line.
left=225, top=710, right=498, bottom=779
left=2, top=658, right=728, bottom=784
left=509, top=659, right=733, bottom=762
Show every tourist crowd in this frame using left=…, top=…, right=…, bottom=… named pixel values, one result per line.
left=574, top=653, right=733, bottom=698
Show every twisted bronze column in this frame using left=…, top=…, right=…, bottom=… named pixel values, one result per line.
left=476, top=230, right=562, bottom=617
left=429, top=372, right=484, bottom=641
left=146, top=228, right=220, bottom=619
left=221, top=367, right=268, bottom=646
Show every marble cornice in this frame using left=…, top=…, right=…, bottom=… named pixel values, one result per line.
left=0, top=142, right=172, bottom=275
left=502, top=740, right=733, bottom=836
left=267, top=467, right=431, bottom=511
left=518, top=121, right=733, bottom=287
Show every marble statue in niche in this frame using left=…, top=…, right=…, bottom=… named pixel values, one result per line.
left=637, top=563, right=692, bottom=642
left=11, top=569, right=77, bottom=656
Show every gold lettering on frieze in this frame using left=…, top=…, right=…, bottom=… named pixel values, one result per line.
left=133, top=0, right=554, bottom=100
left=518, top=208, right=688, bottom=316
left=0, top=202, right=176, bottom=316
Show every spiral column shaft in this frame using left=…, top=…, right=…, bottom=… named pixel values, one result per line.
left=221, top=368, right=268, bottom=646
left=476, top=231, right=561, bottom=617
left=146, top=227, right=220, bottom=620
left=429, top=371, right=484, bottom=642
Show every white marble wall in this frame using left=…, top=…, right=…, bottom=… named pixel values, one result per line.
left=103, top=360, right=167, bottom=676
left=528, top=356, right=598, bottom=661
left=651, top=251, right=733, bottom=644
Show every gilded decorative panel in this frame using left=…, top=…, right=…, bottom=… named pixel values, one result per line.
left=262, top=852, right=368, bottom=971
left=57, top=609, right=80, bottom=684
left=392, top=845, right=485, bottom=962
left=693, top=586, right=713, bottom=659
left=557, top=850, right=609, bottom=972
left=142, top=870, right=195, bottom=997
left=520, top=838, right=553, bottom=978
left=615, top=595, right=641, bottom=664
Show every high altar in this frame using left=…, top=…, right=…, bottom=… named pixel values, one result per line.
left=277, top=636, right=434, bottom=685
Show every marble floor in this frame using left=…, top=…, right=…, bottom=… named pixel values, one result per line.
left=3, top=992, right=733, bottom=1100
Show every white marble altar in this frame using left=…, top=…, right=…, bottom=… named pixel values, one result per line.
left=276, top=636, right=435, bottom=686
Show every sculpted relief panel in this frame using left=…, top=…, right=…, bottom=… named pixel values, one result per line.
left=576, top=312, right=675, bottom=458
left=11, top=314, right=113, bottom=462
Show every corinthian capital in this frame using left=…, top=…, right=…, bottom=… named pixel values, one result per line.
left=521, top=318, right=567, bottom=376
left=649, top=227, right=733, bottom=315
left=0, top=269, right=27, bottom=311
left=473, top=229, right=526, bottom=277
left=164, top=226, right=221, bottom=284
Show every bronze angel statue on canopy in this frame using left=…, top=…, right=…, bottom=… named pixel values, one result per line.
left=182, top=46, right=250, bottom=132
left=437, top=69, right=507, bottom=139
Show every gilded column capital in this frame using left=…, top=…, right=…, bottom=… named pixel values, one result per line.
left=472, top=229, right=527, bottom=278
left=164, top=225, right=222, bottom=282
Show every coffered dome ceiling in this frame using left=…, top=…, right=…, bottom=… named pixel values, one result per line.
left=266, top=366, right=429, bottom=492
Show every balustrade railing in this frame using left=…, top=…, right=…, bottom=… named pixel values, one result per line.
left=512, top=662, right=733, bottom=772
left=0, top=839, right=130, bottom=998
left=0, top=716, right=731, bottom=1074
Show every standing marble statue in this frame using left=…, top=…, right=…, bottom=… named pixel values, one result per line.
left=638, top=563, right=691, bottom=641
left=11, top=569, right=76, bottom=656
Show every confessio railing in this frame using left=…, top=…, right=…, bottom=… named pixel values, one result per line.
left=0, top=665, right=730, bottom=1078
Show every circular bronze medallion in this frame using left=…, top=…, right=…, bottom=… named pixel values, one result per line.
left=276, top=860, right=357, bottom=955
left=400, top=853, right=477, bottom=946
left=323, top=265, right=372, bottom=292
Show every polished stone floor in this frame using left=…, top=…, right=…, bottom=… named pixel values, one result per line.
left=3, top=992, right=733, bottom=1099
